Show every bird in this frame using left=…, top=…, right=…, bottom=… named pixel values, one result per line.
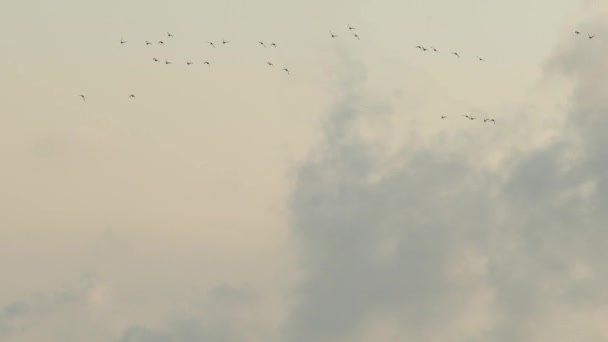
left=203, top=61, right=210, bottom=66
left=483, top=118, right=490, bottom=122
left=153, top=58, right=159, bottom=62
left=120, top=37, right=127, bottom=45
left=588, top=33, right=595, bottom=39
left=167, top=32, right=173, bottom=38
left=222, top=39, right=229, bottom=45
left=165, top=59, right=172, bottom=65
left=270, top=42, right=277, bottom=47
left=415, top=45, right=424, bottom=50
left=282, top=68, right=290, bottom=74
left=186, top=61, right=194, bottom=65
left=79, top=94, right=86, bottom=102
left=489, top=119, right=496, bottom=124
left=353, top=33, right=360, bottom=40
left=441, top=115, right=447, bottom=119
left=452, top=52, right=460, bottom=58
left=348, top=24, right=355, bottom=30
left=129, top=94, right=135, bottom=99
left=208, top=41, right=215, bottom=48
left=464, top=114, right=475, bottom=120
left=330, top=31, right=338, bottom=38
left=258, top=41, right=266, bottom=47
left=575, top=30, right=580, bottom=35
left=145, top=40, right=152, bottom=45
left=158, top=40, right=164, bottom=45
left=430, top=46, right=439, bottom=52
left=477, top=56, right=485, bottom=61
left=267, top=61, right=274, bottom=66
left=421, top=46, right=427, bottom=51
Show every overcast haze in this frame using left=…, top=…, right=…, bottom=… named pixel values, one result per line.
left=2, top=0, right=608, bottom=341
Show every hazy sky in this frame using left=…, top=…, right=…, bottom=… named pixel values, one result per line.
left=2, top=0, right=608, bottom=341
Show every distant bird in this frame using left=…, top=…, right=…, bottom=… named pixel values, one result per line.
left=452, top=52, right=460, bottom=58
left=120, top=37, right=127, bottom=45
left=348, top=24, right=356, bottom=30
left=165, top=59, right=172, bottom=65
left=575, top=30, right=580, bottom=35
left=430, top=46, right=439, bottom=52
left=330, top=31, right=338, bottom=38
left=415, top=45, right=424, bottom=50
left=270, top=42, right=277, bottom=47
left=489, top=119, right=496, bottom=124
left=464, top=114, right=475, bottom=120
left=145, top=40, right=152, bottom=45
left=203, top=61, right=210, bottom=66
left=267, top=61, right=274, bottom=66
left=353, top=33, right=360, bottom=40
left=441, top=115, right=447, bottom=119
left=421, top=46, right=427, bottom=51
left=477, top=56, right=485, bottom=61
left=222, top=39, right=229, bottom=45
left=282, top=68, right=290, bottom=74
left=258, top=41, right=266, bottom=47
left=153, top=58, right=159, bottom=62
left=208, top=41, right=215, bottom=48
left=79, top=94, right=86, bottom=102
left=129, top=94, right=135, bottom=99
left=588, top=33, right=595, bottom=39
left=158, top=40, right=164, bottom=45
left=483, top=118, right=490, bottom=122
left=187, top=61, right=194, bottom=65
left=167, top=32, right=174, bottom=38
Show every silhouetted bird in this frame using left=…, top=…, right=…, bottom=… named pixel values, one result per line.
left=146, top=40, right=152, bottom=45
left=153, top=58, right=159, bottom=62
left=282, top=68, right=289, bottom=74
left=330, top=31, right=338, bottom=38
left=348, top=24, right=355, bottom=30
left=120, top=37, right=127, bottom=45
left=79, top=94, right=86, bottom=102
left=353, top=33, right=360, bottom=40
left=588, top=33, right=595, bottom=39
left=258, top=41, right=266, bottom=47
left=270, top=42, right=277, bottom=47
left=267, top=62, right=274, bottom=66
left=129, top=94, right=135, bottom=99
left=452, top=52, right=460, bottom=58
left=208, top=41, right=215, bottom=48
left=167, top=32, right=173, bottom=38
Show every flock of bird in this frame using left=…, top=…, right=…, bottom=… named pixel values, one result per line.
left=77, top=26, right=599, bottom=127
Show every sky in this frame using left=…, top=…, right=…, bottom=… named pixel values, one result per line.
left=1, top=0, right=608, bottom=341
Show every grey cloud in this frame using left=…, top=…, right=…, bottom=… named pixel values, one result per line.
left=284, top=10, right=608, bottom=342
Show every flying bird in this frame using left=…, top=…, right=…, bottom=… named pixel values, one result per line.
left=158, top=40, right=164, bottom=45
left=348, top=24, right=355, bottom=30
left=282, top=68, right=290, bottom=74
left=153, top=58, right=159, bottom=62
left=165, top=59, right=172, bottom=65
left=258, top=41, right=266, bottom=47
left=330, top=31, right=338, bottom=38
left=167, top=32, right=173, bottom=38
left=441, top=115, right=447, bottom=119
left=270, top=42, right=277, bottom=47
left=79, top=94, right=86, bottom=102
left=464, top=114, right=475, bottom=120
left=187, top=61, right=194, bottom=65
left=222, top=39, right=229, bottom=45
left=120, top=37, right=127, bottom=45
left=146, top=40, right=152, bottom=45
left=267, top=61, right=274, bottom=66
left=489, top=119, right=496, bottom=124
left=208, top=41, right=215, bottom=48
left=129, top=94, right=135, bottom=99
left=203, top=61, right=210, bottom=66
left=477, top=56, right=485, bottom=61
left=588, top=33, right=595, bottom=39
left=452, top=52, right=460, bottom=58
left=430, top=46, right=439, bottom=52
left=353, top=33, right=360, bottom=40
left=575, top=30, right=580, bottom=35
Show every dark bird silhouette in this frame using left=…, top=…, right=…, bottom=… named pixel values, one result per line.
left=489, top=119, right=496, bottom=124
left=165, top=59, right=172, bottom=65
left=588, top=33, right=595, bottom=39
left=353, top=33, right=360, bottom=40
left=477, top=56, right=485, bottom=61
left=430, top=46, right=439, bottom=52
left=575, top=30, right=580, bottom=35
left=146, top=40, right=152, bottom=45
left=167, top=32, right=174, bottom=38
left=270, top=42, right=277, bottom=47
left=483, top=118, right=490, bottom=122
left=158, top=40, right=164, bottom=45
left=415, top=45, right=424, bottom=50
left=348, top=24, right=355, bottom=30
left=129, top=94, right=135, bottom=99
left=441, top=115, right=447, bottom=119
left=464, top=115, right=475, bottom=120
left=153, top=58, right=159, bottom=62
left=79, top=94, right=86, bottom=102
left=267, top=61, right=274, bottom=66
left=258, top=41, right=266, bottom=47
left=208, top=41, right=215, bottom=48
left=452, top=52, right=460, bottom=58
left=330, top=31, right=338, bottom=38
left=120, top=37, right=127, bottom=45
left=222, top=39, right=229, bottom=45
left=282, top=68, right=289, bottom=74
left=203, top=61, right=210, bottom=66
left=187, top=61, right=194, bottom=65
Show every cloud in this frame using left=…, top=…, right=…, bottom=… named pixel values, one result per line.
left=283, top=8, right=608, bottom=342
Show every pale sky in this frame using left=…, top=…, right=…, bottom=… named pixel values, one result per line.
left=2, top=0, right=608, bottom=341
